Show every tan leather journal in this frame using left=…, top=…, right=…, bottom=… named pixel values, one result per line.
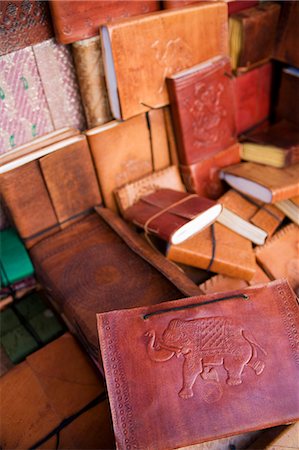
left=101, top=2, right=228, bottom=119
left=97, top=279, right=299, bottom=449
left=147, top=108, right=171, bottom=171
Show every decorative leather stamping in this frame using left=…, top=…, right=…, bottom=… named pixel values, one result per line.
left=145, top=316, right=266, bottom=400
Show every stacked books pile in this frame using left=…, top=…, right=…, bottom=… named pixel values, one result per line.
left=0, top=1, right=298, bottom=449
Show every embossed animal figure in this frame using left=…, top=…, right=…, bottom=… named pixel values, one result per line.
left=145, top=317, right=266, bottom=399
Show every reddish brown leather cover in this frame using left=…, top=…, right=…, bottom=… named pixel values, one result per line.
left=180, top=142, right=241, bottom=199
left=0, top=1, right=53, bottom=56
left=49, top=0, right=160, bottom=44
left=276, top=68, right=299, bottom=128
left=231, top=3, right=281, bottom=69
left=274, top=2, right=299, bottom=69
left=30, top=209, right=201, bottom=370
left=167, top=56, right=236, bottom=165
left=162, top=0, right=201, bottom=9
left=228, top=1, right=258, bottom=15
left=97, top=279, right=299, bottom=449
left=234, top=63, right=272, bottom=134
left=123, top=188, right=219, bottom=243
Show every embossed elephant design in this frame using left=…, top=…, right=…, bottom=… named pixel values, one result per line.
left=145, top=317, right=267, bottom=399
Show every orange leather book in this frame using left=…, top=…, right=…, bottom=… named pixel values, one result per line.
left=255, top=224, right=299, bottom=296
left=276, top=195, right=299, bottom=226
left=162, top=0, right=202, bottom=9
left=97, top=279, right=299, bottom=449
left=180, top=142, right=241, bottom=199
left=49, top=0, right=160, bottom=44
left=199, top=265, right=270, bottom=294
left=123, top=188, right=222, bottom=244
left=101, top=2, right=228, bottom=120
left=163, top=106, right=179, bottom=166
left=167, top=222, right=256, bottom=281
left=85, top=115, right=153, bottom=211
left=167, top=55, right=236, bottom=165
left=147, top=109, right=171, bottom=171
left=220, top=162, right=299, bottom=203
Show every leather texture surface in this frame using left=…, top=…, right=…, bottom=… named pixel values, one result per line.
left=234, top=62, right=272, bottom=134
left=180, top=142, right=240, bottom=199
left=276, top=69, right=299, bottom=128
left=167, top=222, right=256, bottom=281
left=227, top=1, right=258, bottom=15
left=103, top=2, right=228, bottom=119
left=274, top=1, right=299, bottom=69
left=0, top=0, right=53, bottom=56
left=167, top=55, right=236, bottom=165
left=49, top=0, right=160, bottom=44
left=97, top=279, right=299, bottom=449
left=30, top=210, right=201, bottom=370
left=147, top=109, right=171, bottom=171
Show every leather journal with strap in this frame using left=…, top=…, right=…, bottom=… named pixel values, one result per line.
left=97, top=279, right=299, bottom=450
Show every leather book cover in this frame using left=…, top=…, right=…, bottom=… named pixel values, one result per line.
left=199, top=265, right=271, bottom=294
left=276, top=195, right=299, bottom=226
left=72, top=36, right=112, bottom=129
left=255, top=224, right=299, bottom=296
left=274, top=2, right=299, bottom=69
left=0, top=1, right=53, bottom=57
left=234, top=62, right=272, bottom=134
left=180, top=142, right=240, bottom=199
left=163, top=106, right=179, bottom=166
left=167, top=222, right=256, bottom=281
left=276, top=67, right=299, bottom=128
left=30, top=210, right=201, bottom=370
left=49, top=0, right=160, bottom=44
left=249, top=204, right=285, bottom=238
left=228, top=1, right=258, bottom=15
left=162, top=1, right=202, bottom=10
left=101, top=2, right=228, bottom=120
left=115, top=165, right=185, bottom=215
left=229, top=3, right=281, bottom=70
left=147, top=109, right=171, bottom=171
left=97, top=279, right=299, bottom=449
left=85, top=115, right=153, bottom=212
left=220, top=162, right=299, bottom=203
left=39, top=135, right=102, bottom=224
left=123, top=188, right=222, bottom=244
left=167, top=55, right=236, bottom=165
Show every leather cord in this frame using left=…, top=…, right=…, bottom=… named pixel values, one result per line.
left=206, top=223, right=216, bottom=272
left=238, top=191, right=282, bottom=222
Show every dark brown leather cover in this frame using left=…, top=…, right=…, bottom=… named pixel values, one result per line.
left=30, top=209, right=201, bottom=370
left=234, top=63, right=272, bottom=134
left=274, top=1, right=299, bottom=69
left=231, top=3, right=281, bottom=69
left=180, top=142, right=241, bottom=199
left=97, top=279, right=299, bottom=449
left=167, top=56, right=236, bottom=165
left=124, top=188, right=220, bottom=243
left=49, top=0, right=160, bottom=44
left=0, top=1, right=53, bottom=56
left=276, top=68, right=299, bottom=127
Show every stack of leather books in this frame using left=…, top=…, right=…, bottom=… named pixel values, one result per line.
left=1, top=1, right=299, bottom=449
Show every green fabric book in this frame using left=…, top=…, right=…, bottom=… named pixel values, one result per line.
left=1, top=325, right=39, bottom=363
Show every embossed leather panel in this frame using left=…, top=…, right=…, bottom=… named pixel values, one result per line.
left=167, top=55, right=236, bottom=165
left=30, top=209, right=201, bottom=369
left=0, top=1, right=53, bottom=56
left=234, top=62, right=272, bottom=134
left=180, top=142, right=241, bottom=199
left=102, top=2, right=228, bottom=119
left=97, top=279, right=299, bottom=449
left=49, top=0, right=160, bottom=44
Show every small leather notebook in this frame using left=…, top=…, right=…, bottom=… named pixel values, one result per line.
left=115, top=165, right=185, bottom=215
left=72, top=36, right=112, bottom=129
left=220, top=162, right=299, bottom=203
left=241, top=120, right=299, bottom=168
left=276, top=67, right=299, bottom=128
left=97, top=279, right=299, bottom=449
left=199, top=265, right=270, bottom=294
left=101, top=2, right=228, bottom=120
left=147, top=108, right=171, bottom=171
left=0, top=0, right=53, bottom=56
left=229, top=2, right=281, bottom=70
left=234, top=62, right=272, bottom=134
left=85, top=115, right=153, bottom=212
left=30, top=209, right=201, bottom=371
left=274, top=1, right=299, bottom=69
left=167, top=55, right=236, bottom=165
left=167, top=222, right=256, bottom=281
left=123, top=188, right=222, bottom=244
left=180, top=142, right=240, bottom=199
left=49, top=0, right=160, bottom=44
left=276, top=196, right=299, bottom=226
left=0, top=333, right=115, bottom=450
left=255, top=224, right=299, bottom=296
